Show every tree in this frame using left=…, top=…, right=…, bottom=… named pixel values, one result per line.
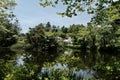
left=91, top=1, right=120, bottom=26
left=91, top=1, right=120, bottom=49
left=52, top=25, right=58, bottom=32
left=39, top=0, right=115, bottom=17
left=26, top=24, right=45, bottom=51
left=0, top=0, right=16, bottom=21
left=26, top=23, right=59, bottom=52
left=0, top=0, right=20, bottom=47
left=68, top=24, right=84, bottom=34
left=61, top=26, right=68, bottom=33
left=45, top=22, right=52, bottom=31
left=0, top=22, right=18, bottom=47
left=87, top=23, right=98, bottom=49
left=67, top=24, right=86, bottom=45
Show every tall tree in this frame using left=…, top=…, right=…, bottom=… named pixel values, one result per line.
left=26, top=24, right=45, bottom=51
left=0, top=0, right=20, bottom=47
left=26, top=23, right=58, bottom=51
left=45, top=22, right=51, bottom=31
left=91, top=1, right=120, bottom=48
left=61, top=26, right=68, bottom=33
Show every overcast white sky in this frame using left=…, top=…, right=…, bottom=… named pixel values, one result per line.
left=13, top=0, right=93, bottom=33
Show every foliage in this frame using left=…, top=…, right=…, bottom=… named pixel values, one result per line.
left=10, top=35, right=27, bottom=50
left=93, top=59, right=120, bottom=80
left=56, top=54, right=84, bottom=68
left=39, top=0, right=120, bottom=50
left=26, top=23, right=58, bottom=51
left=4, top=64, right=39, bottom=80
left=91, top=1, right=120, bottom=26
left=45, top=22, right=52, bottom=31
left=26, top=24, right=45, bottom=51
left=39, top=0, right=115, bottom=17
left=0, top=0, right=20, bottom=47
left=61, top=26, right=68, bottom=33
left=0, top=59, right=15, bottom=80
left=50, top=70, right=69, bottom=80
left=0, top=0, right=120, bottom=80
left=0, top=19, right=20, bottom=47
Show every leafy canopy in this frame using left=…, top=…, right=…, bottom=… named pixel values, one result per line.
left=39, top=0, right=116, bottom=17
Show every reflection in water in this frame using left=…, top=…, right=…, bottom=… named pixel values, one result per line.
left=15, top=54, right=33, bottom=66
left=52, top=63, right=68, bottom=70
left=72, top=69, right=95, bottom=79
left=0, top=48, right=120, bottom=79
left=64, top=49, right=73, bottom=56
left=40, top=63, right=96, bottom=79
left=15, top=55, right=25, bottom=66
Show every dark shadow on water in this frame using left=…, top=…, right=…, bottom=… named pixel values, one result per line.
left=25, top=48, right=61, bottom=79
left=0, top=47, right=120, bottom=79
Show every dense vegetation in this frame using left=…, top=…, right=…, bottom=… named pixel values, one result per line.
left=0, top=0, right=120, bottom=80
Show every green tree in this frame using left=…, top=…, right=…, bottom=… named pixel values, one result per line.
left=0, top=0, right=20, bottom=47
left=91, top=1, right=120, bottom=49
left=87, top=23, right=98, bottom=49
left=39, top=0, right=114, bottom=17
left=0, top=18, right=20, bottom=47
left=26, top=24, right=45, bottom=51
left=61, top=26, right=68, bottom=33
left=52, top=25, right=58, bottom=32
left=68, top=24, right=82, bottom=34
left=93, top=59, right=120, bottom=80
left=45, top=22, right=52, bottom=31
left=27, top=24, right=58, bottom=51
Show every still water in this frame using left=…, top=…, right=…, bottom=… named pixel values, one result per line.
left=0, top=48, right=120, bottom=79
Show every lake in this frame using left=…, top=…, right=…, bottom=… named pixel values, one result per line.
left=0, top=47, right=120, bottom=79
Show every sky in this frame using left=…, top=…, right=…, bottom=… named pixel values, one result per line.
left=13, top=0, right=93, bottom=33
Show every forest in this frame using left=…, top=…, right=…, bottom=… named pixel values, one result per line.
left=0, top=0, right=120, bottom=80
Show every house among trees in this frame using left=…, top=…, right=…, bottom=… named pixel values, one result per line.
left=57, top=37, right=73, bottom=44
left=63, top=37, right=73, bottom=44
